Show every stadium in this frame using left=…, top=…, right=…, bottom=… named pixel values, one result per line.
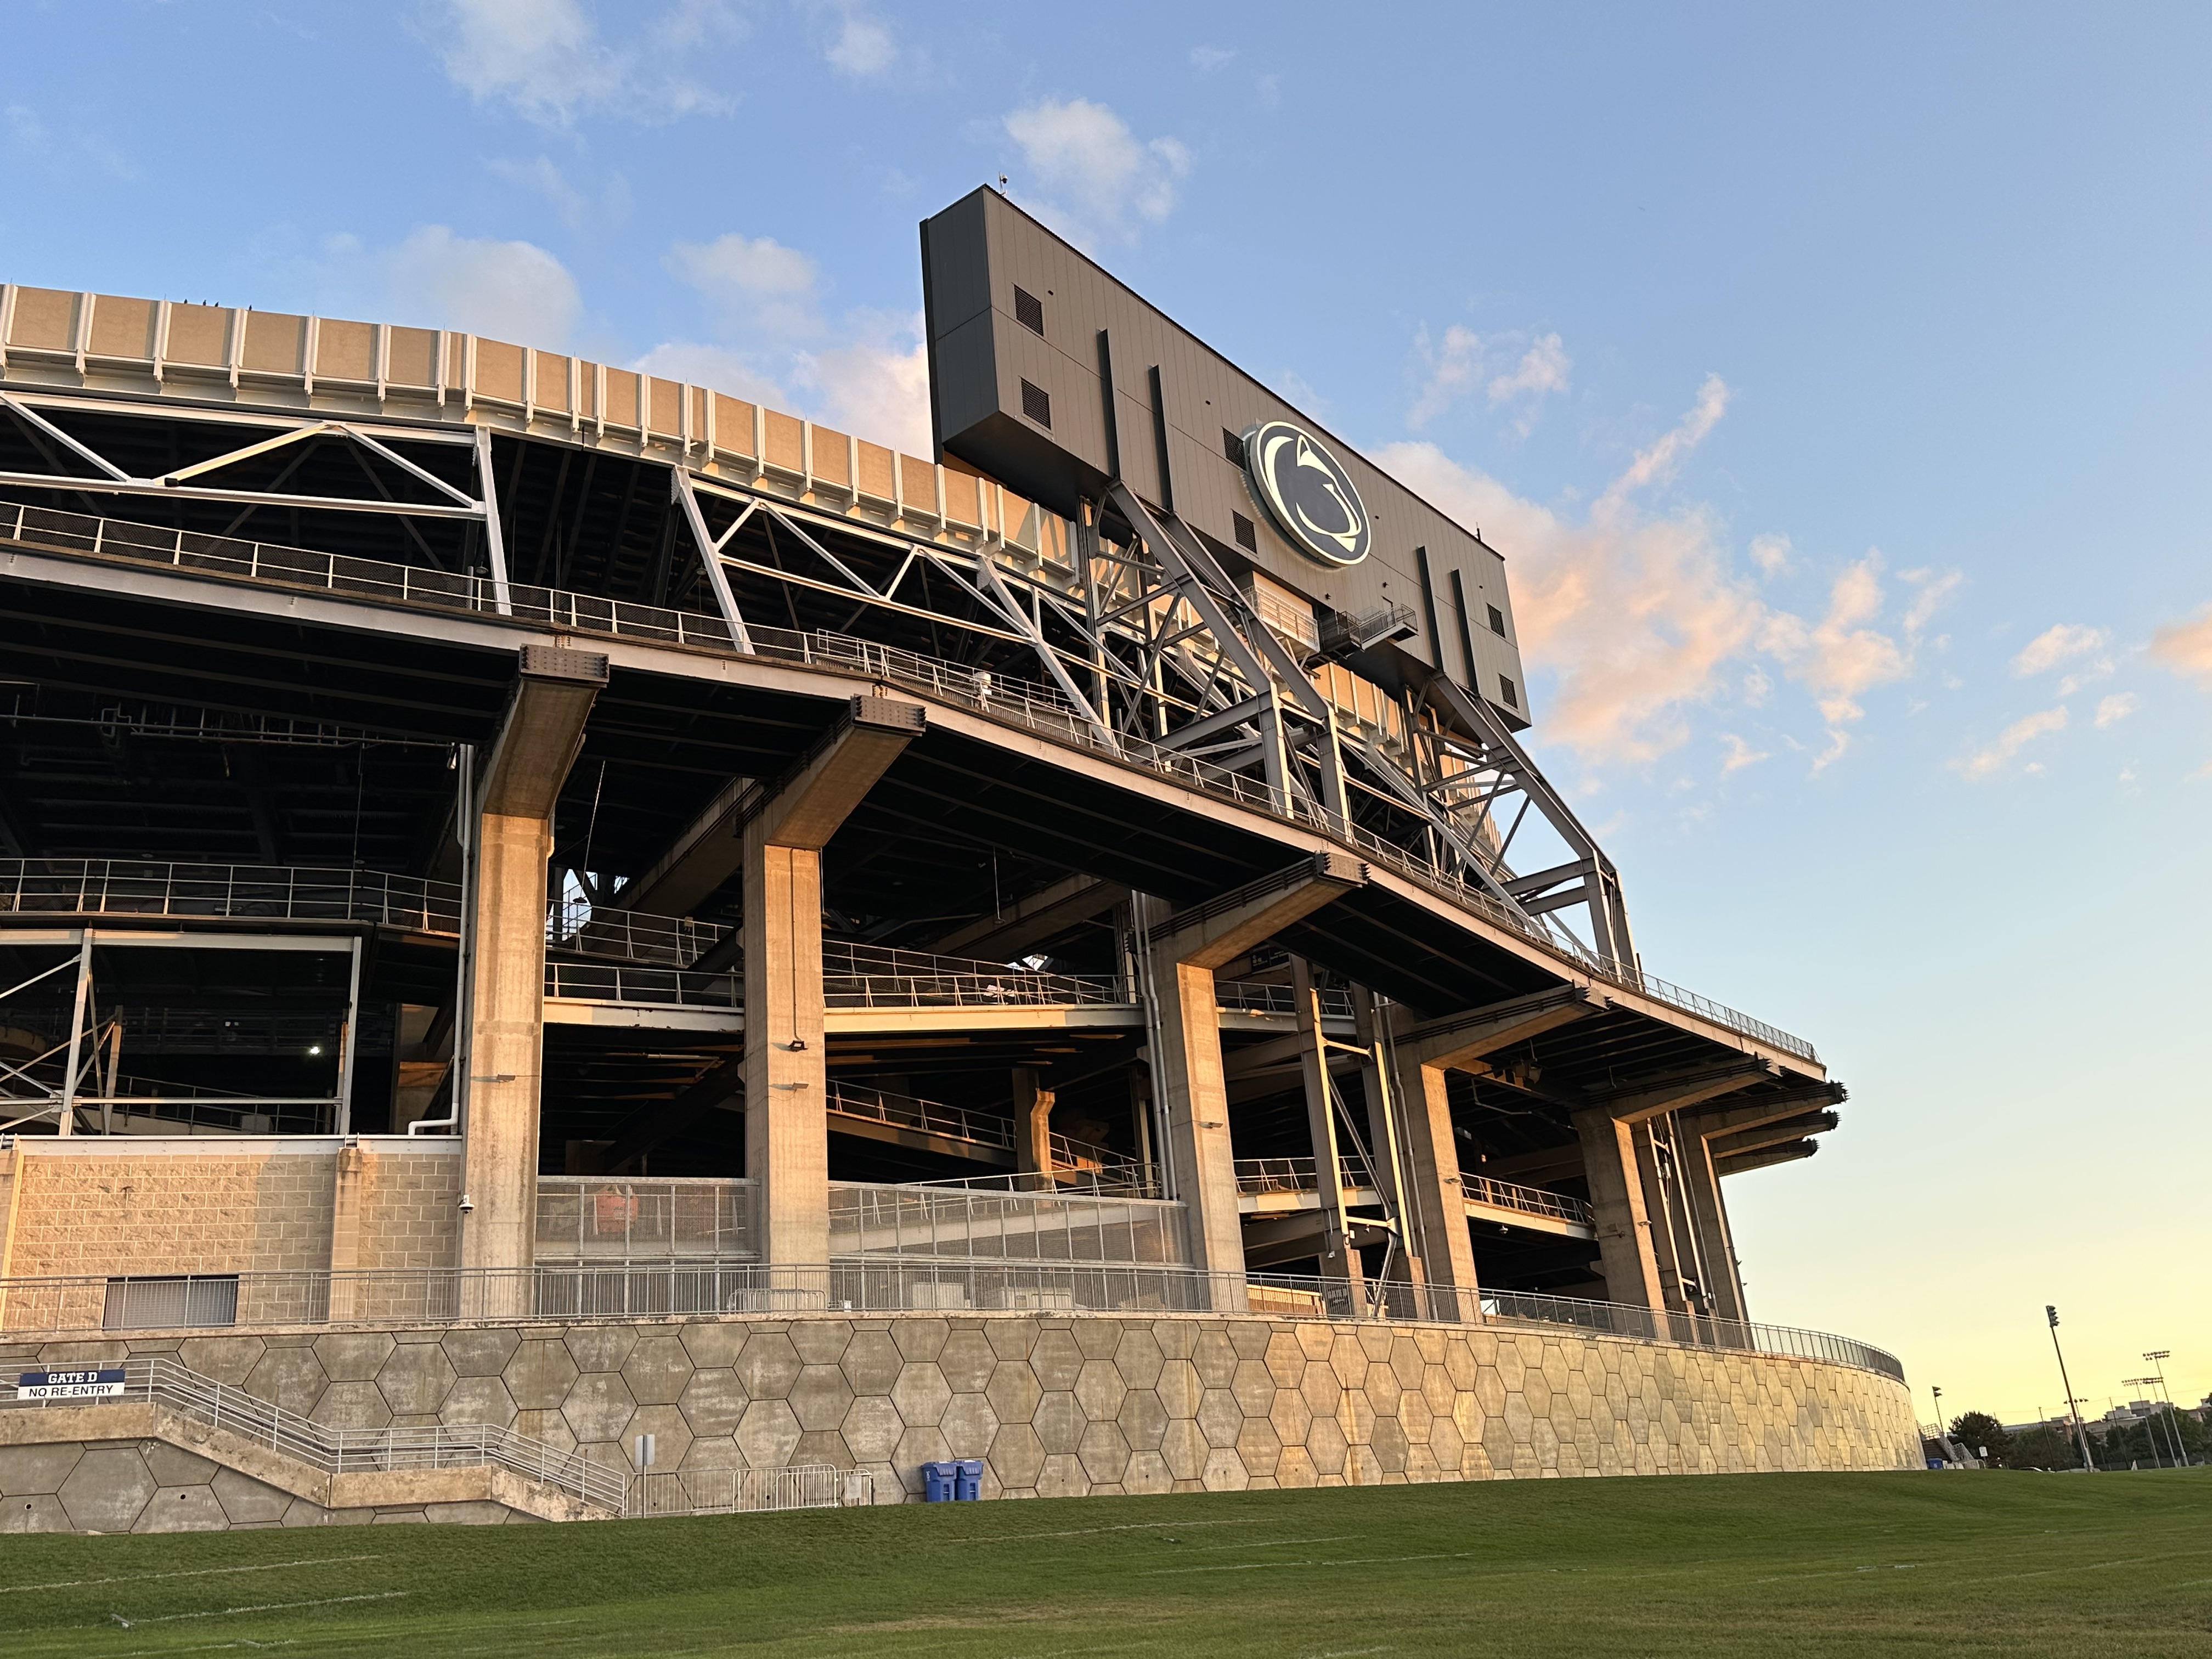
left=0, top=188, right=1914, bottom=1528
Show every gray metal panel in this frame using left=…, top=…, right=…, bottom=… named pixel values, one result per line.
left=921, top=187, right=1535, bottom=727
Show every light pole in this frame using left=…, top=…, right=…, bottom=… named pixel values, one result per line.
left=2047, top=1305, right=2097, bottom=1471
left=2123, top=1378, right=2166, bottom=1467
left=1931, top=1384, right=1945, bottom=1442
left=2144, top=1352, right=2186, bottom=1467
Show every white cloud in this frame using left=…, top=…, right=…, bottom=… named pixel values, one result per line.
left=2012, top=622, right=2107, bottom=676
left=1189, top=46, right=1236, bottom=70
left=1002, top=98, right=1191, bottom=245
left=1381, top=373, right=1944, bottom=774
left=1719, top=733, right=1771, bottom=774
left=1408, top=328, right=1569, bottom=433
left=1760, top=552, right=1911, bottom=769
left=650, top=230, right=932, bottom=454
left=488, top=155, right=589, bottom=232
left=1378, top=380, right=1763, bottom=764
left=2151, top=605, right=2212, bottom=687
left=319, top=225, right=583, bottom=344
left=1488, top=332, right=1571, bottom=406
left=2094, top=692, right=2137, bottom=728
left=5, top=100, right=137, bottom=180
left=1407, top=326, right=1484, bottom=430
left=668, top=232, right=820, bottom=338
left=1953, top=706, right=2068, bottom=781
left=822, top=8, right=895, bottom=77
left=1899, top=567, right=1963, bottom=639
left=430, top=0, right=740, bottom=126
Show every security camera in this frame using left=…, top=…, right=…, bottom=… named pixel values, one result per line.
left=457, top=1194, right=475, bottom=1215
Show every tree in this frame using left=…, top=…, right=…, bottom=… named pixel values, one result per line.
left=1948, top=1410, right=2014, bottom=1468
left=2007, top=1424, right=2080, bottom=1470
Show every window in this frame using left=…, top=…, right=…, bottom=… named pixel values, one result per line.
left=1019, top=379, right=1052, bottom=428
left=1487, top=603, right=1507, bottom=637
left=1232, top=512, right=1257, bottom=552
left=1013, top=286, right=1045, bottom=337
left=1498, top=675, right=1520, bottom=710
left=1222, top=427, right=1247, bottom=468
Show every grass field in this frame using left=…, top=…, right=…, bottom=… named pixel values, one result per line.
left=1, top=1469, right=2206, bottom=1657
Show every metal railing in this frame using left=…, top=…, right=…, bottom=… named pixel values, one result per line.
left=1234, top=1155, right=1378, bottom=1195
left=0, top=857, right=460, bottom=934
left=0, top=1262, right=1903, bottom=1380
left=547, top=898, right=728, bottom=967
left=1459, top=1175, right=1594, bottom=1228
left=0, top=500, right=1813, bottom=1063
left=629, top=1464, right=865, bottom=1517
left=543, top=959, right=740, bottom=1007
left=1214, top=981, right=1356, bottom=1019
left=823, top=941, right=1127, bottom=1009
left=827, top=1081, right=1014, bottom=1154
left=906, top=1164, right=1164, bottom=1199
left=0, top=1354, right=625, bottom=1510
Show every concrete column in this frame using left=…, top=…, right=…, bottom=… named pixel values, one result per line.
left=1573, top=1109, right=1667, bottom=1314
left=743, top=834, right=830, bottom=1267
left=740, top=697, right=923, bottom=1271
left=1391, top=1054, right=1480, bottom=1306
left=460, top=647, right=606, bottom=1275
left=1144, top=854, right=1367, bottom=1296
left=1391, top=987, right=1606, bottom=1312
left=1149, top=957, right=1245, bottom=1278
left=327, top=1142, right=366, bottom=1321
left=0, top=1140, right=19, bottom=1281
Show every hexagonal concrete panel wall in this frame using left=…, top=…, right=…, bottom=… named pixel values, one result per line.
left=20, top=1312, right=1918, bottom=1523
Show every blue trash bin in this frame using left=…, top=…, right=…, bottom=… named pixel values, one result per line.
left=922, top=1460, right=959, bottom=1502
left=955, top=1458, right=984, bottom=1501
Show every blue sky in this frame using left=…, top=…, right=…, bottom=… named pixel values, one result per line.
left=6, top=1, right=2208, bottom=1424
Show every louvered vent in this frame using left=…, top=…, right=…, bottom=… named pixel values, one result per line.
left=1499, top=675, right=1520, bottom=709
left=1487, top=603, right=1507, bottom=637
left=1222, top=427, right=1247, bottom=468
left=1020, top=379, right=1052, bottom=428
left=1233, top=512, right=1257, bottom=552
left=1014, top=286, right=1045, bottom=336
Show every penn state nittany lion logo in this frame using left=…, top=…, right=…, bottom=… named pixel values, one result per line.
left=1241, top=420, right=1372, bottom=567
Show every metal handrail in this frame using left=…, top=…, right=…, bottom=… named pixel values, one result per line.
left=546, top=898, right=728, bottom=967
left=824, top=941, right=1127, bottom=1008
left=543, top=959, right=740, bottom=1007
left=1459, top=1173, right=1594, bottom=1227
left=824, top=1082, right=1116, bottom=1170
left=1233, top=1154, right=1378, bottom=1195
left=0, top=857, right=460, bottom=934
left=0, top=501, right=1814, bottom=1063
left=0, top=1354, right=625, bottom=1510
left=1214, top=981, right=1357, bottom=1018
left=0, top=1263, right=1904, bottom=1381
left=826, top=1082, right=1013, bottom=1152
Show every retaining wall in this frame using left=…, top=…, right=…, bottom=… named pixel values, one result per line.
left=3, top=1308, right=1919, bottom=1528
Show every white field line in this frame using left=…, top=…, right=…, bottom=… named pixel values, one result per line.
left=1147, top=1552, right=1474, bottom=1575
left=117, top=1591, right=411, bottom=1627
left=962, top=1518, right=1262, bottom=1543
left=1, top=1556, right=381, bottom=1595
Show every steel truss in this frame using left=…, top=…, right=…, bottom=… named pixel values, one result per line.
left=0, top=929, right=363, bottom=1136
left=0, top=381, right=1633, bottom=963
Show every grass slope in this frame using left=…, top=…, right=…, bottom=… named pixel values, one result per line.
left=1, top=1470, right=2207, bottom=1657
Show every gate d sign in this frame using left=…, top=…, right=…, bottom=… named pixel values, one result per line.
left=16, top=1368, right=127, bottom=1401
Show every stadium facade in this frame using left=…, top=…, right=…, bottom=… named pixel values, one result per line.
left=0, top=190, right=1915, bottom=1526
